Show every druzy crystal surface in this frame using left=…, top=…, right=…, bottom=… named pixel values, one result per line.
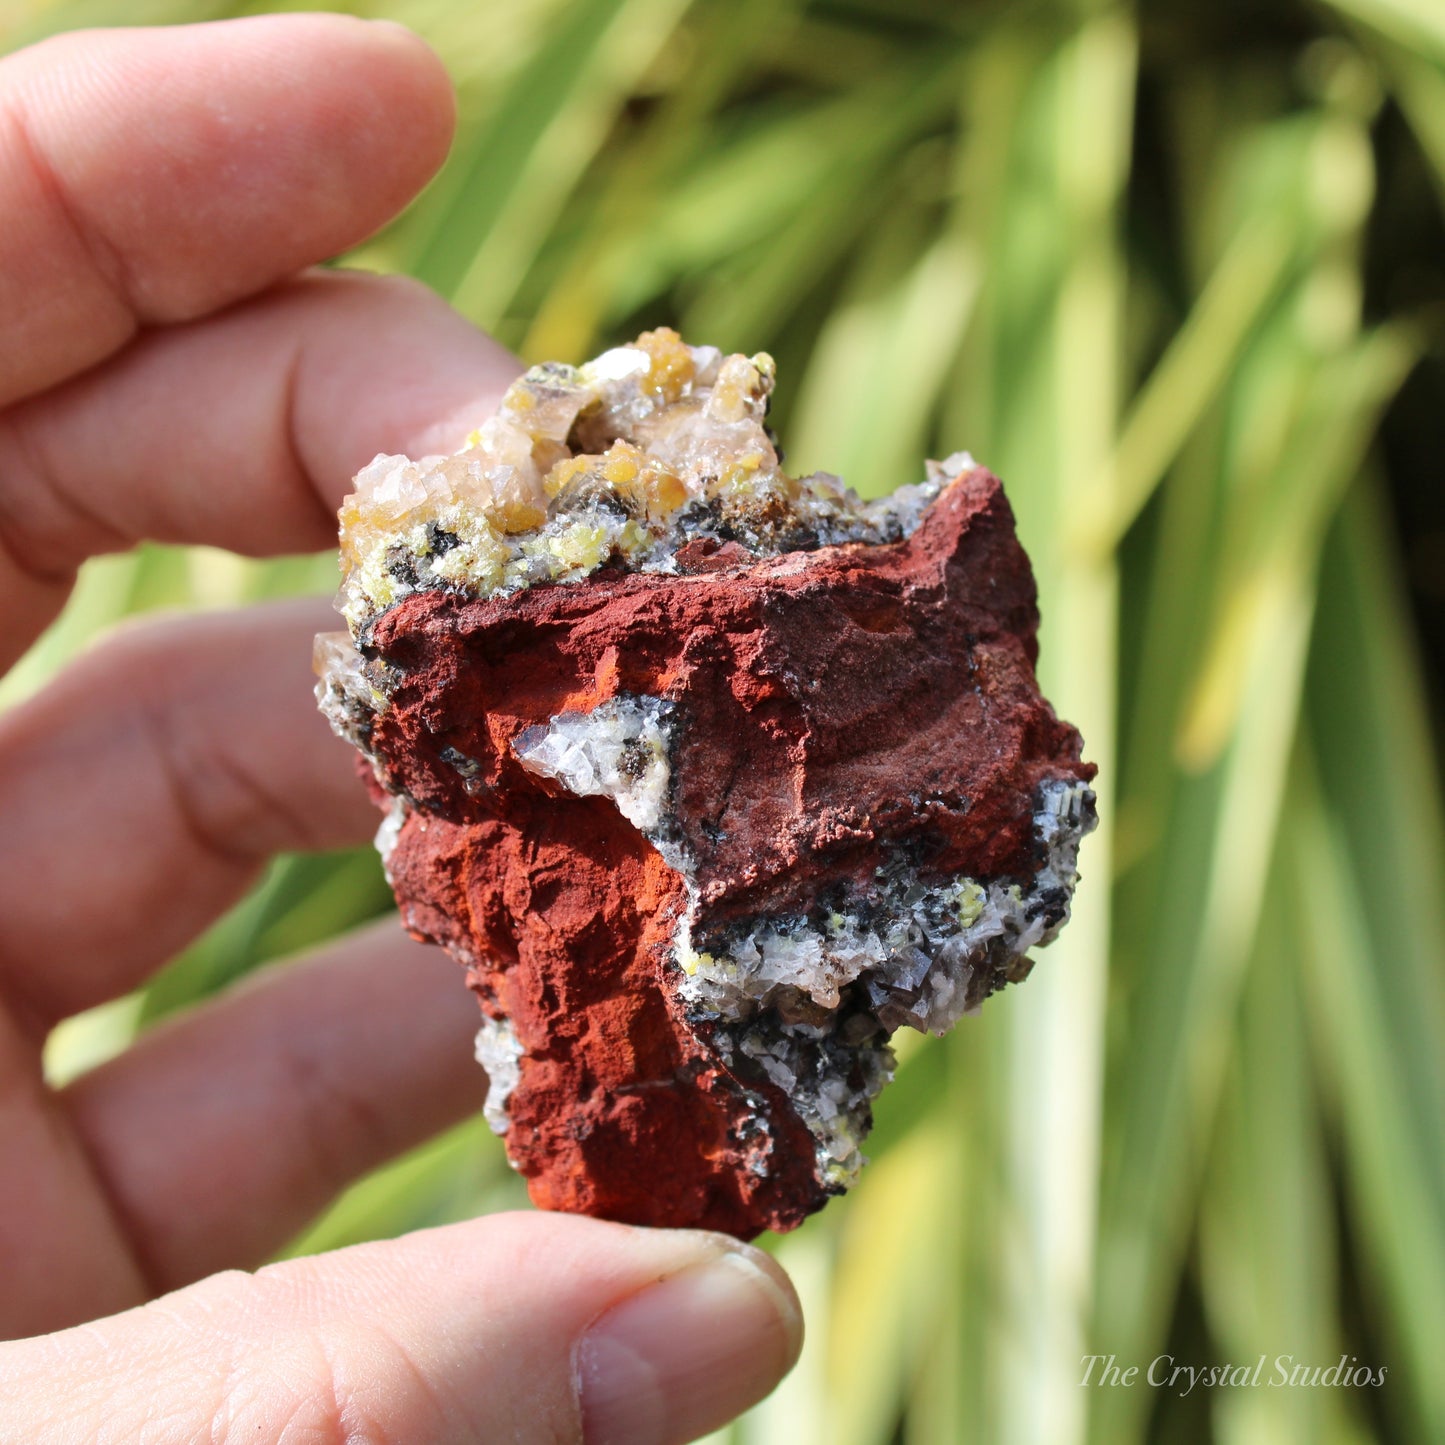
left=316, top=329, right=1097, bottom=1237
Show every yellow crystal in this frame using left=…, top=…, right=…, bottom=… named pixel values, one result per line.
left=334, top=329, right=939, bottom=624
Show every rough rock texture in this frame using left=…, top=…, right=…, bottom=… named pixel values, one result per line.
left=317, top=331, right=1096, bottom=1237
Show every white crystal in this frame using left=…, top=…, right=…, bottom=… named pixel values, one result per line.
left=926, top=450, right=977, bottom=483
left=676, top=776, right=1097, bottom=1038
left=355, top=454, right=438, bottom=519
left=513, top=695, right=675, bottom=836
left=584, top=346, right=651, bottom=383
left=474, top=1015, right=526, bottom=1136
left=373, top=794, right=408, bottom=876
left=314, top=629, right=384, bottom=748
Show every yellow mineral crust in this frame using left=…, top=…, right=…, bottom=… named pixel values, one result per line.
left=335, top=327, right=950, bottom=630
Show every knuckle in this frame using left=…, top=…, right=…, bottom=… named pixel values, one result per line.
left=283, top=266, right=441, bottom=317
left=0, top=409, right=90, bottom=584
left=351, top=269, right=444, bottom=312
left=81, top=609, right=319, bottom=861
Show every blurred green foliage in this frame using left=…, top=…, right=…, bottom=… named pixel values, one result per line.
left=6, top=0, right=1445, bottom=1440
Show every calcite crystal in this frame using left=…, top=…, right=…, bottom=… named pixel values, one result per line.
left=316, top=329, right=1096, bottom=1237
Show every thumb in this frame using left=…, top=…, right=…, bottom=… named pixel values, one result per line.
left=0, top=1211, right=803, bottom=1444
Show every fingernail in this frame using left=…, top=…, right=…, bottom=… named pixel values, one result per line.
left=577, top=1244, right=803, bottom=1445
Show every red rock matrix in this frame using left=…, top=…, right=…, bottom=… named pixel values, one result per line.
left=316, top=330, right=1096, bottom=1237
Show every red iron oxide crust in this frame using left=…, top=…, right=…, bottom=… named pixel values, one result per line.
left=356, top=465, right=1094, bottom=1237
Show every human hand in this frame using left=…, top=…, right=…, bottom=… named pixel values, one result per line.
left=0, top=16, right=801, bottom=1441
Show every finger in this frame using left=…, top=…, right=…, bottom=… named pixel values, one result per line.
left=60, top=920, right=483, bottom=1298
left=0, top=1212, right=802, bottom=1445
left=0, top=268, right=519, bottom=671
left=0, top=597, right=379, bottom=1031
left=0, top=1005, right=150, bottom=1343
left=0, top=14, right=455, bottom=406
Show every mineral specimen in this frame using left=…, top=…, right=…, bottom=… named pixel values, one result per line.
left=316, top=328, right=1097, bottom=1237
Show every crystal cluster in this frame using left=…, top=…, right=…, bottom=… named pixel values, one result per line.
left=317, top=330, right=1097, bottom=1237
left=334, top=328, right=938, bottom=629
left=513, top=697, right=677, bottom=837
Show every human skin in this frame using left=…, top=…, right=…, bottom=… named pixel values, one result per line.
left=0, top=16, right=801, bottom=1443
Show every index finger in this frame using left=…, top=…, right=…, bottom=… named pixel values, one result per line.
left=0, top=14, right=454, bottom=406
